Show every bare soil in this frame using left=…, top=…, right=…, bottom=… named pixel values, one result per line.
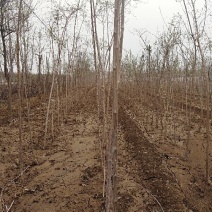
left=120, top=94, right=212, bottom=212
left=0, top=91, right=211, bottom=211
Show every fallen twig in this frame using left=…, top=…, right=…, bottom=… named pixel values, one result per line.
left=151, top=194, right=165, bottom=212
left=6, top=200, right=14, bottom=212
left=10, top=165, right=30, bottom=184
left=0, top=165, right=30, bottom=212
left=144, top=189, right=165, bottom=212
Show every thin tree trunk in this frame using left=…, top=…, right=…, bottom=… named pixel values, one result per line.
left=106, top=0, right=123, bottom=211
left=0, top=25, right=11, bottom=112
left=190, top=0, right=210, bottom=183
left=16, top=0, right=23, bottom=173
left=44, top=71, right=55, bottom=149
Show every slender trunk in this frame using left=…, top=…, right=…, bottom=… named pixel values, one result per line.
left=44, top=71, right=55, bottom=149
left=190, top=0, right=210, bottom=183
left=16, top=0, right=23, bottom=173
left=37, top=54, right=42, bottom=98
left=0, top=26, right=11, bottom=112
left=106, top=0, right=123, bottom=211
left=90, top=0, right=106, bottom=197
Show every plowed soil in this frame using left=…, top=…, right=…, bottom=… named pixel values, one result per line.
left=0, top=91, right=211, bottom=211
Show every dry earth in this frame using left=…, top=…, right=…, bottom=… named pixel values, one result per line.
left=120, top=94, right=212, bottom=212
left=0, top=91, right=211, bottom=211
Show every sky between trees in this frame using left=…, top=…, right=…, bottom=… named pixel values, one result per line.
left=34, top=0, right=208, bottom=55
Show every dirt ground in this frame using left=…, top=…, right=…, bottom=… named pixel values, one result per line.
left=0, top=90, right=212, bottom=211
left=0, top=96, right=104, bottom=212
left=120, top=93, right=212, bottom=212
